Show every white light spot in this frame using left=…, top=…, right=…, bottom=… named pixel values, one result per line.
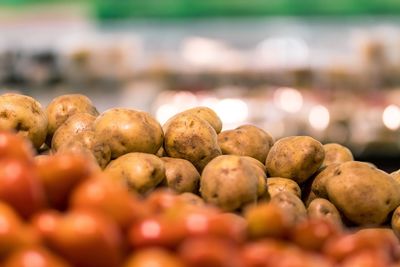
left=186, top=214, right=208, bottom=233
left=273, top=87, right=303, bottom=113
left=383, top=105, right=400, bottom=130
left=214, top=98, right=248, bottom=124
left=156, top=104, right=179, bottom=125
left=23, top=252, right=45, bottom=267
left=141, top=220, right=161, bottom=239
left=309, top=105, right=330, bottom=131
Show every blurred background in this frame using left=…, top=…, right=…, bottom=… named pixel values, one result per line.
left=1, top=0, right=400, bottom=171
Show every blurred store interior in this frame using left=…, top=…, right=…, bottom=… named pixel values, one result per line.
left=1, top=0, right=400, bottom=171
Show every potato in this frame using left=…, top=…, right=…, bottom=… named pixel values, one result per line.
left=104, top=152, right=165, bottom=194
left=218, top=125, right=274, bottom=163
left=94, top=108, right=163, bottom=159
left=161, top=157, right=200, bottom=193
left=326, top=161, right=400, bottom=226
left=46, top=94, right=98, bottom=138
left=57, top=131, right=111, bottom=169
left=307, top=198, right=342, bottom=227
left=163, top=113, right=221, bottom=172
left=177, top=192, right=205, bottom=207
left=0, top=93, right=48, bottom=149
left=181, top=106, right=222, bottom=134
left=267, top=177, right=301, bottom=198
left=391, top=206, right=400, bottom=238
left=51, top=113, right=96, bottom=151
left=270, top=192, right=307, bottom=225
left=200, top=155, right=259, bottom=211
left=310, top=163, right=340, bottom=199
left=391, top=169, right=400, bottom=185
left=322, top=143, right=353, bottom=167
left=265, top=136, right=325, bottom=184
left=242, top=156, right=269, bottom=200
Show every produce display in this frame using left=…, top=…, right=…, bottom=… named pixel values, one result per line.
left=0, top=92, right=399, bottom=266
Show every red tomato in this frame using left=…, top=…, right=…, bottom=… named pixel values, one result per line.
left=31, top=210, right=62, bottom=244
left=0, top=159, right=46, bottom=218
left=123, top=248, right=185, bottom=267
left=47, top=210, right=123, bottom=267
left=290, top=218, right=341, bottom=251
left=35, top=153, right=95, bottom=210
left=0, top=131, right=35, bottom=163
left=340, top=249, right=392, bottom=267
left=70, top=177, right=150, bottom=230
left=3, top=246, right=72, bottom=267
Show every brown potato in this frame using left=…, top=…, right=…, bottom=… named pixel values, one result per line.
left=94, top=108, right=163, bottom=159
left=307, top=198, right=342, bottom=227
left=161, top=157, right=200, bottom=193
left=391, top=169, right=400, bottom=185
left=270, top=192, right=307, bottom=225
left=57, top=131, right=111, bottom=169
left=265, top=136, right=325, bottom=184
left=218, top=125, right=274, bottom=163
left=164, top=113, right=221, bottom=172
left=177, top=192, right=205, bottom=207
left=322, top=143, right=353, bottom=167
left=51, top=113, right=96, bottom=151
left=46, top=94, right=98, bottom=138
left=311, top=163, right=340, bottom=199
left=242, top=156, right=269, bottom=200
left=391, top=206, right=400, bottom=238
left=181, top=106, right=222, bottom=134
left=326, top=161, right=400, bottom=226
left=104, top=152, right=165, bottom=194
left=267, top=177, right=301, bottom=198
left=200, top=155, right=259, bottom=211
left=0, top=93, right=48, bottom=149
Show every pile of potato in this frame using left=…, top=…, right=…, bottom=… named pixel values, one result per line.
left=0, top=92, right=400, bottom=267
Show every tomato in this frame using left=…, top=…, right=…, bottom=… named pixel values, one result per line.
left=0, top=202, right=40, bottom=259
left=70, top=177, right=150, bottom=229
left=290, top=218, right=341, bottom=251
left=0, top=131, right=35, bottom=163
left=46, top=210, right=123, bottom=267
left=35, top=153, right=95, bottom=210
left=0, top=159, right=46, bottom=218
left=178, top=236, right=242, bottom=267
left=340, top=249, right=391, bottom=267
left=128, top=215, right=187, bottom=249
left=31, top=210, right=62, bottom=244
left=123, top=248, right=184, bottom=267
left=145, top=189, right=181, bottom=214
left=244, top=202, right=289, bottom=239
left=3, top=246, right=72, bottom=267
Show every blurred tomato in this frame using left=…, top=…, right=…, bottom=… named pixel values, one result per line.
left=146, top=189, right=181, bottom=213
left=0, top=159, right=46, bottom=218
left=0, top=131, right=35, bottom=163
left=70, top=177, right=150, bottom=230
left=0, top=202, right=40, bottom=259
left=3, top=246, right=72, bottom=267
left=31, top=210, right=62, bottom=244
left=340, top=249, right=391, bottom=267
left=244, top=202, right=289, bottom=239
left=46, top=210, right=123, bottom=267
left=290, top=218, right=341, bottom=251
left=123, top=248, right=185, bottom=267
left=178, top=236, right=242, bottom=267
left=35, top=153, right=95, bottom=210
left=128, top=216, right=186, bottom=249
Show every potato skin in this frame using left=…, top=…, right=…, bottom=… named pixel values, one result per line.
left=46, top=94, right=98, bottom=137
left=307, top=198, right=342, bottom=227
left=270, top=192, right=307, bottom=225
left=51, top=113, right=96, bottom=151
left=265, top=136, right=325, bottom=184
left=326, top=161, right=400, bottom=226
left=57, top=131, right=111, bottom=169
left=242, top=156, right=269, bottom=200
left=0, top=93, right=48, bottom=149
left=200, top=155, right=259, bottom=211
left=218, top=125, right=274, bottom=163
left=391, top=169, right=400, bottom=185
left=391, top=206, right=400, bottom=238
left=104, top=152, right=165, bottom=194
left=311, top=163, right=340, bottom=199
left=164, top=114, right=221, bottom=172
left=267, top=177, right=301, bottom=198
left=181, top=106, right=222, bottom=134
left=161, top=157, right=200, bottom=194
left=322, top=143, right=353, bottom=167
left=94, top=108, right=163, bottom=159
